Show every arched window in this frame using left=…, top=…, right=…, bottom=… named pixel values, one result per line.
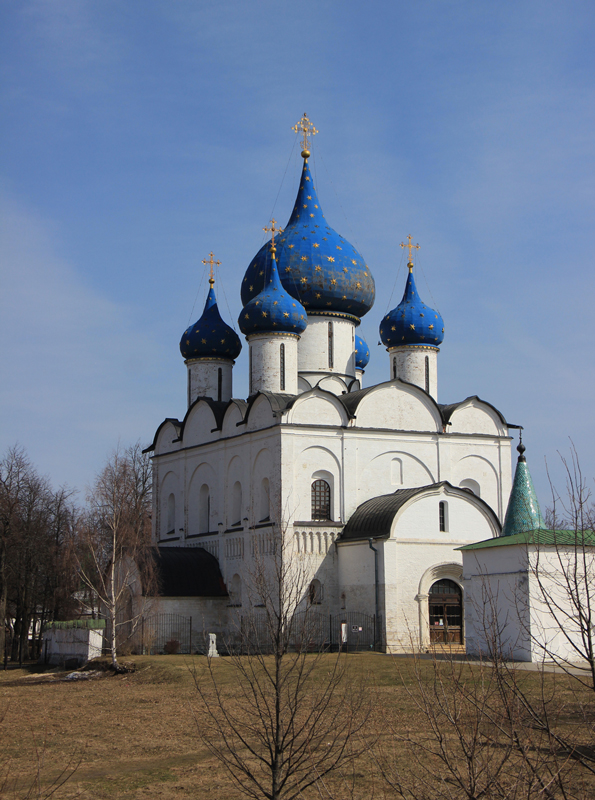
left=217, top=367, right=222, bottom=402
left=311, top=479, right=331, bottom=521
left=229, top=574, right=242, bottom=607
left=425, top=356, right=430, bottom=393
left=249, top=348, right=253, bottom=395
left=328, top=322, right=334, bottom=369
left=231, top=481, right=242, bottom=526
left=459, top=479, right=480, bottom=497
left=391, top=458, right=403, bottom=486
left=260, top=477, right=270, bottom=522
left=439, top=500, right=448, bottom=532
left=199, top=484, right=210, bottom=533
left=280, top=343, right=285, bottom=391
left=393, top=357, right=397, bottom=380
left=309, top=579, right=323, bottom=605
left=167, top=493, right=176, bottom=534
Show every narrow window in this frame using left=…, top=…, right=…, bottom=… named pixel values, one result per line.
left=425, top=356, right=430, bottom=393
left=309, top=579, right=323, bottom=605
left=249, top=348, right=253, bottom=395
left=199, top=484, right=210, bottom=533
left=328, top=322, right=334, bottom=369
left=393, top=357, right=397, bottom=380
left=167, top=493, right=175, bottom=534
left=217, top=367, right=222, bottom=401
left=311, top=479, right=331, bottom=521
left=231, top=481, right=242, bottom=526
left=260, top=477, right=270, bottom=521
left=280, top=343, right=285, bottom=391
left=439, top=501, right=448, bottom=532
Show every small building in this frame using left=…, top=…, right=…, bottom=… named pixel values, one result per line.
left=461, top=441, right=595, bottom=663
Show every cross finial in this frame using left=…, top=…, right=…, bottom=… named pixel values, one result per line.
left=202, top=252, right=221, bottom=286
left=400, top=235, right=420, bottom=272
left=292, top=113, right=318, bottom=159
left=263, top=219, right=284, bottom=256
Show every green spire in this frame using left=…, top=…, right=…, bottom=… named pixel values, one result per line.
left=501, top=437, right=545, bottom=537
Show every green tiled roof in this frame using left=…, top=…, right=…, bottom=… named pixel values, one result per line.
left=501, top=443, right=545, bottom=537
left=458, top=528, right=595, bottom=551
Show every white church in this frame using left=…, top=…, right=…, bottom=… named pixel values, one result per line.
left=145, top=116, right=516, bottom=652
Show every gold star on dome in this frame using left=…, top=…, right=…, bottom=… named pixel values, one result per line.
left=351, top=260, right=357, bottom=265
left=305, top=176, right=310, bottom=181
left=221, top=339, right=226, bottom=344
left=442, top=328, right=445, bottom=333
left=201, top=338, right=207, bottom=344
left=331, top=278, right=337, bottom=285
left=259, top=271, right=264, bottom=276
left=249, top=285, right=253, bottom=292
left=429, top=324, right=434, bottom=330
left=314, top=205, right=318, bottom=209
left=262, top=311, right=268, bottom=317
left=315, top=265, right=322, bottom=272
left=245, top=314, right=249, bottom=319
left=303, top=204, right=307, bottom=209
left=288, top=244, right=294, bottom=249
left=285, top=267, right=291, bottom=272
left=313, top=243, right=319, bottom=248
left=300, top=277, right=307, bottom=284
left=310, top=213, right=315, bottom=217
left=307, top=195, right=312, bottom=199
left=343, top=267, right=348, bottom=273
left=255, top=300, right=260, bottom=305
left=326, top=256, right=335, bottom=262
left=391, top=326, right=396, bottom=331
left=322, top=237, right=328, bottom=241
left=273, top=301, right=278, bottom=305
left=410, top=324, right=415, bottom=330
left=302, top=236, right=307, bottom=240
left=186, top=340, right=190, bottom=345
left=336, top=246, right=342, bottom=250
left=315, top=293, right=321, bottom=299
left=301, top=255, right=307, bottom=261
left=283, top=312, right=289, bottom=317
left=342, top=295, right=347, bottom=300
left=355, top=281, right=361, bottom=288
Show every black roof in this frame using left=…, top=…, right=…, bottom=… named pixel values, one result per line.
left=154, top=547, right=228, bottom=597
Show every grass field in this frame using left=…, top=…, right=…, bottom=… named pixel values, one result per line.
left=1, top=653, right=593, bottom=799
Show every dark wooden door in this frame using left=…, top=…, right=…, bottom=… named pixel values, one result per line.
left=429, top=579, right=463, bottom=644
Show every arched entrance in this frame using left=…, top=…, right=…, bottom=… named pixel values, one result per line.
left=429, top=579, right=463, bottom=644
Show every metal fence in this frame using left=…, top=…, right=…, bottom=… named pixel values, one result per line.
left=127, top=613, right=195, bottom=655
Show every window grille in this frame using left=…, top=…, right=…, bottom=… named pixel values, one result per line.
left=425, top=356, right=430, bottom=393
left=280, top=343, right=285, bottom=391
left=311, top=479, right=331, bottom=520
left=439, top=501, right=447, bottom=532
left=328, top=322, right=334, bottom=369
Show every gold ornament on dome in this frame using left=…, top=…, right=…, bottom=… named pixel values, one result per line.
left=202, top=252, right=221, bottom=286
left=292, top=113, right=318, bottom=159
left=263, top=219, right=284, bottom=253
left=400, top=235, right=420, bottom=272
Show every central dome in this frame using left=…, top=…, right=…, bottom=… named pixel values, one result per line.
left=241, top=160, right=375, bottom=319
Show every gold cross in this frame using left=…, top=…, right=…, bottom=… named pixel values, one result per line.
left=292, top=113, right=318, bottom=158
left=263, top=219, right=284, bottom=252
left=400, top=235, right=420, bottom=271
left=202, top=252, right=221, bottom=285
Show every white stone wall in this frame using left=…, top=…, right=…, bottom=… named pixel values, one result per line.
left=388, top=346, right=438, bottom=399
left=248, top=333, right=299, bottom=394
left=463, top=544, right=595, bottom=664
left=187, top=358, right=234, bottom=405
left=298, top=315, right=356, bottom=385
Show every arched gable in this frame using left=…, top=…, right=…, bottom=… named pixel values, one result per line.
left=221, top=401, right=245, bottom=437
left=353, top=383, right=442, bottom=432
left=188, top=461, right=217, bottom=536
left=315, top=375, right=349, bottom=396
left=183, top=400, right=220, bottom=445
left=246, top=394, right=276, bottom=432
left=294, top=445, right=342, bottom=521
left=392, top=484, right=500, bottom=542
left=448, top=398, right=507, bottom=436
left=153, top=420, right=182, bottom=456
left=454, top=453, right=500, bottom=511
left=287, top=389, right=348, bottom=427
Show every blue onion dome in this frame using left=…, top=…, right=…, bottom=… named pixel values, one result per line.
left=379, top=264, right=445, bottom=348
left=355, top=334, right=370, bottom=370
left=241, top=159, right=375, bottom=319
left=180, top=279, right=242, bottom=360
left=239, top=246, right=308, bottom=337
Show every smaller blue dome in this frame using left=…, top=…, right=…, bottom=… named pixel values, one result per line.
left=239, top=253, right=307, bottom=337
left=355, top=334, right=370, bottom=369
left=380, top=268, right=444, bottom=348
left=180, top=283, right=242, bottom=360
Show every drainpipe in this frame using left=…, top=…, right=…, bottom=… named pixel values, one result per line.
left=368, top=538, right=379, bottom=651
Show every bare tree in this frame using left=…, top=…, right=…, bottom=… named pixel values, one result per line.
left=193, top=524, right=369, bottom=800
left=77, top=442, right=155, bottom=671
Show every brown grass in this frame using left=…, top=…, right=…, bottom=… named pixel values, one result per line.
left=0, top=654, right=593, bottom=799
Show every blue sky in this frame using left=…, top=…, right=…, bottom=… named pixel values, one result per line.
left=1, top=0, right=593, bottom=509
